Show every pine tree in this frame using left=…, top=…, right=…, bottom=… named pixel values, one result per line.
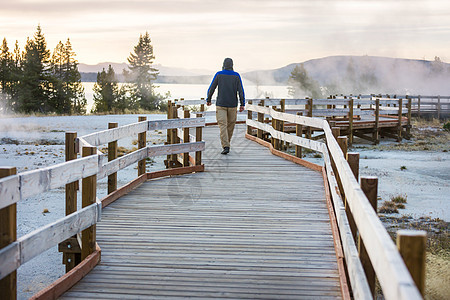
left=18, top=25, right=51, bottom=113
left=49, top=39, right=86, bottom=114
left=0, top=38, right=13, bottom=112
left=288, top=64, right=322, bottom=98
left=126, top=32, right=159, bottom=110
left=92, top=65, right=120, bottom=113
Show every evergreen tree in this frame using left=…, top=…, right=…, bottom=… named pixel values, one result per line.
left=49, top=39, right=86, bottom=114
left=126, top=32, right=159, bottom=110
left=9, top=40, right=22, bottom=110
left=288, top=64, right=322, bottom=98
left=0, top=38, right=13, bottom=112
left=18, top=25, right=51, bottom=113
left=92, top=65, right=120, bottom=113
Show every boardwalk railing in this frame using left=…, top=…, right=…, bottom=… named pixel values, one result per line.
left=0, top=116, right=205, bottom=298
left=246, top=103, right=424, bottom=300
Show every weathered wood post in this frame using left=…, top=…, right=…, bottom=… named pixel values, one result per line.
left=183, top=109, right=190, bottom=167
left=81, top=146, right=97, bottom=260
left=417, top=95, right=421, bottom=117
left=61, top=131, right=80, bottom=272
left=374, top=98, right=380, bottom=144
left=172, top=103, right=180, bottom=164
left=166, top=100, right=172, bottom=168
left=247, top=100, right=253, bottom=135
left=271, top=105, right=277, bottom=149
left=359, top=176, right=378, bottom=296
left=257, top=100, right=264, bottom=139
left=108, top=123, right=118, bottom=194
left=397, top=99, right=403, bottom=142
left=307, top=98, right=313, bottom=139
left=348, top=98, right=354, bottom=146
left=295, top=112, right=303, bottom=158
left=138, top=116, right=147, bottom=176
left=437, top=95, right=441, bottom=119
left=0, top=167, right=17, bottom=300
left=280, top=99, right=286, bottom=150
left=332, top=127, right=340, bottom=140
left=337, top=136, right=348, bottom=158
left=407, top=98, right=412, bottom=139
left=196, top=113, right=203, bottom=166
left=397, top=230, right=427, bottom=296
left=347, top=152, right=359, bottom=181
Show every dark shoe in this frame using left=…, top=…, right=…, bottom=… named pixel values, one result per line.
left=221, top=147, right=230, bottom=155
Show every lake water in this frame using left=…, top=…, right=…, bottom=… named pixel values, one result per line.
left=83, top=82, right=290, bottom=113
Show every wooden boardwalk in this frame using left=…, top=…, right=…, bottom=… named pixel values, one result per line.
left=60, top=125, right=342, bottom=299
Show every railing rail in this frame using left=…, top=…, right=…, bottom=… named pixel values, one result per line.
left=0, top=116, right=205, bottom=298
left=246, top=103, right=423, bottom=300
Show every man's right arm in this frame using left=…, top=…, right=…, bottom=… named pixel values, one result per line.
left=206, top=73, right=218, bottom=104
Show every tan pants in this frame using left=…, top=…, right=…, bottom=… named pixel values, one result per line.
left=216, top=106, right=237, bottom=148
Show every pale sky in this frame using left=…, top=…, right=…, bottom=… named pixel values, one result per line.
left=1, top=0, right=450, bottom=72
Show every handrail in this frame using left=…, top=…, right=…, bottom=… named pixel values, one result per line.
left=245, top=103, right=422, bottom=300
left=0, top=116, right=206, bottom=298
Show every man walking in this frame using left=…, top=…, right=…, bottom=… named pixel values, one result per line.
left=206, top=58, right=245, bottom=154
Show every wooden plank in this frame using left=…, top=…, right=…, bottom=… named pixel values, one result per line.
left=0, top=174, right=20, bottom=210
left=31, top=243, right=101, bottom=300
left=246, top=119, right=324, bottom=152
left=98, top=147, right=147, bottom=179
left=0, top=203, right=99, bottom=279
left=147, top=142, right=205, bottom=157
left=81, top=118, right=205, bottom=146
left=18, top=155, right=98, bottom=202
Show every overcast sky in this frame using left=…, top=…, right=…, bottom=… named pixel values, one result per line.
left=1, top=0, right=450, bottom=71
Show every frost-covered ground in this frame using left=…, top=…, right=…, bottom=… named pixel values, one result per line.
left=0, top=114, right=448, bottom=299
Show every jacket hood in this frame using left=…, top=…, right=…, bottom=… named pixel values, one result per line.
left=222, top=58, right=234, bottom=70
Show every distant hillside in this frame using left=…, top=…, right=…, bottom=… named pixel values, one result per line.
left=242, top=56, right=450, bottom=95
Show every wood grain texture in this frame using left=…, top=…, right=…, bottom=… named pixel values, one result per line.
left=61, top=125, right=343, bottom=299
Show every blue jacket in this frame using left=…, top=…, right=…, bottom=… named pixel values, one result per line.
left=207, top=67, right=245, bottom=108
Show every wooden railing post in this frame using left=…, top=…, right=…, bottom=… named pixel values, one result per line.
left=347, top=152, right=359, bottom=181
left=406, top=98, right=412, bottom=139
left=271, top=105, right=277, bottom=149
left=257, top=100, right=264, bottom=139
left=166, top=100, right=172, bottom=168
left=397, top=99, right=403, bottom=142
left=397, top=230, right=427, bottom=296
left=359, top=176, right=378, bottom=297
left=337, top=136, right=348, bottom=158
left=62, top=131, right=80, bottom=272
left=437, top=95, right=441, bottom=119
left=417, top=95, right=421, bottom=117
left=108, top=123, right=118, bottom=194
left=374, top=98, right=380, bottom=144
left=196, top=113, right=203, bottom=166
left=183, top=109, right=190, bottom=167
left=348, top=98, right=354, bottom=146
left=295, top=112, right=303, bottom=158
left=307, top=98, right=313, bottom=139
left=171, top=103, right=179, bottom=165
left=138, top=116, right=147, bottom=176
left=332, top=127, right=340, bottom=140
left=81, top=146, right=97, bottom=260
left=280, top=99, right=286, bottom=150
left=0, top=167, right=17, bottom=300
left=247, top=100, right=253, bottom=135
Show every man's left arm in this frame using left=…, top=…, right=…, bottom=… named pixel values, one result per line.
left=237, top=74, right=245, bottom=112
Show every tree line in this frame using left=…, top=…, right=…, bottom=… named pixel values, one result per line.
left=0, top=25, right=164, bottom=114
